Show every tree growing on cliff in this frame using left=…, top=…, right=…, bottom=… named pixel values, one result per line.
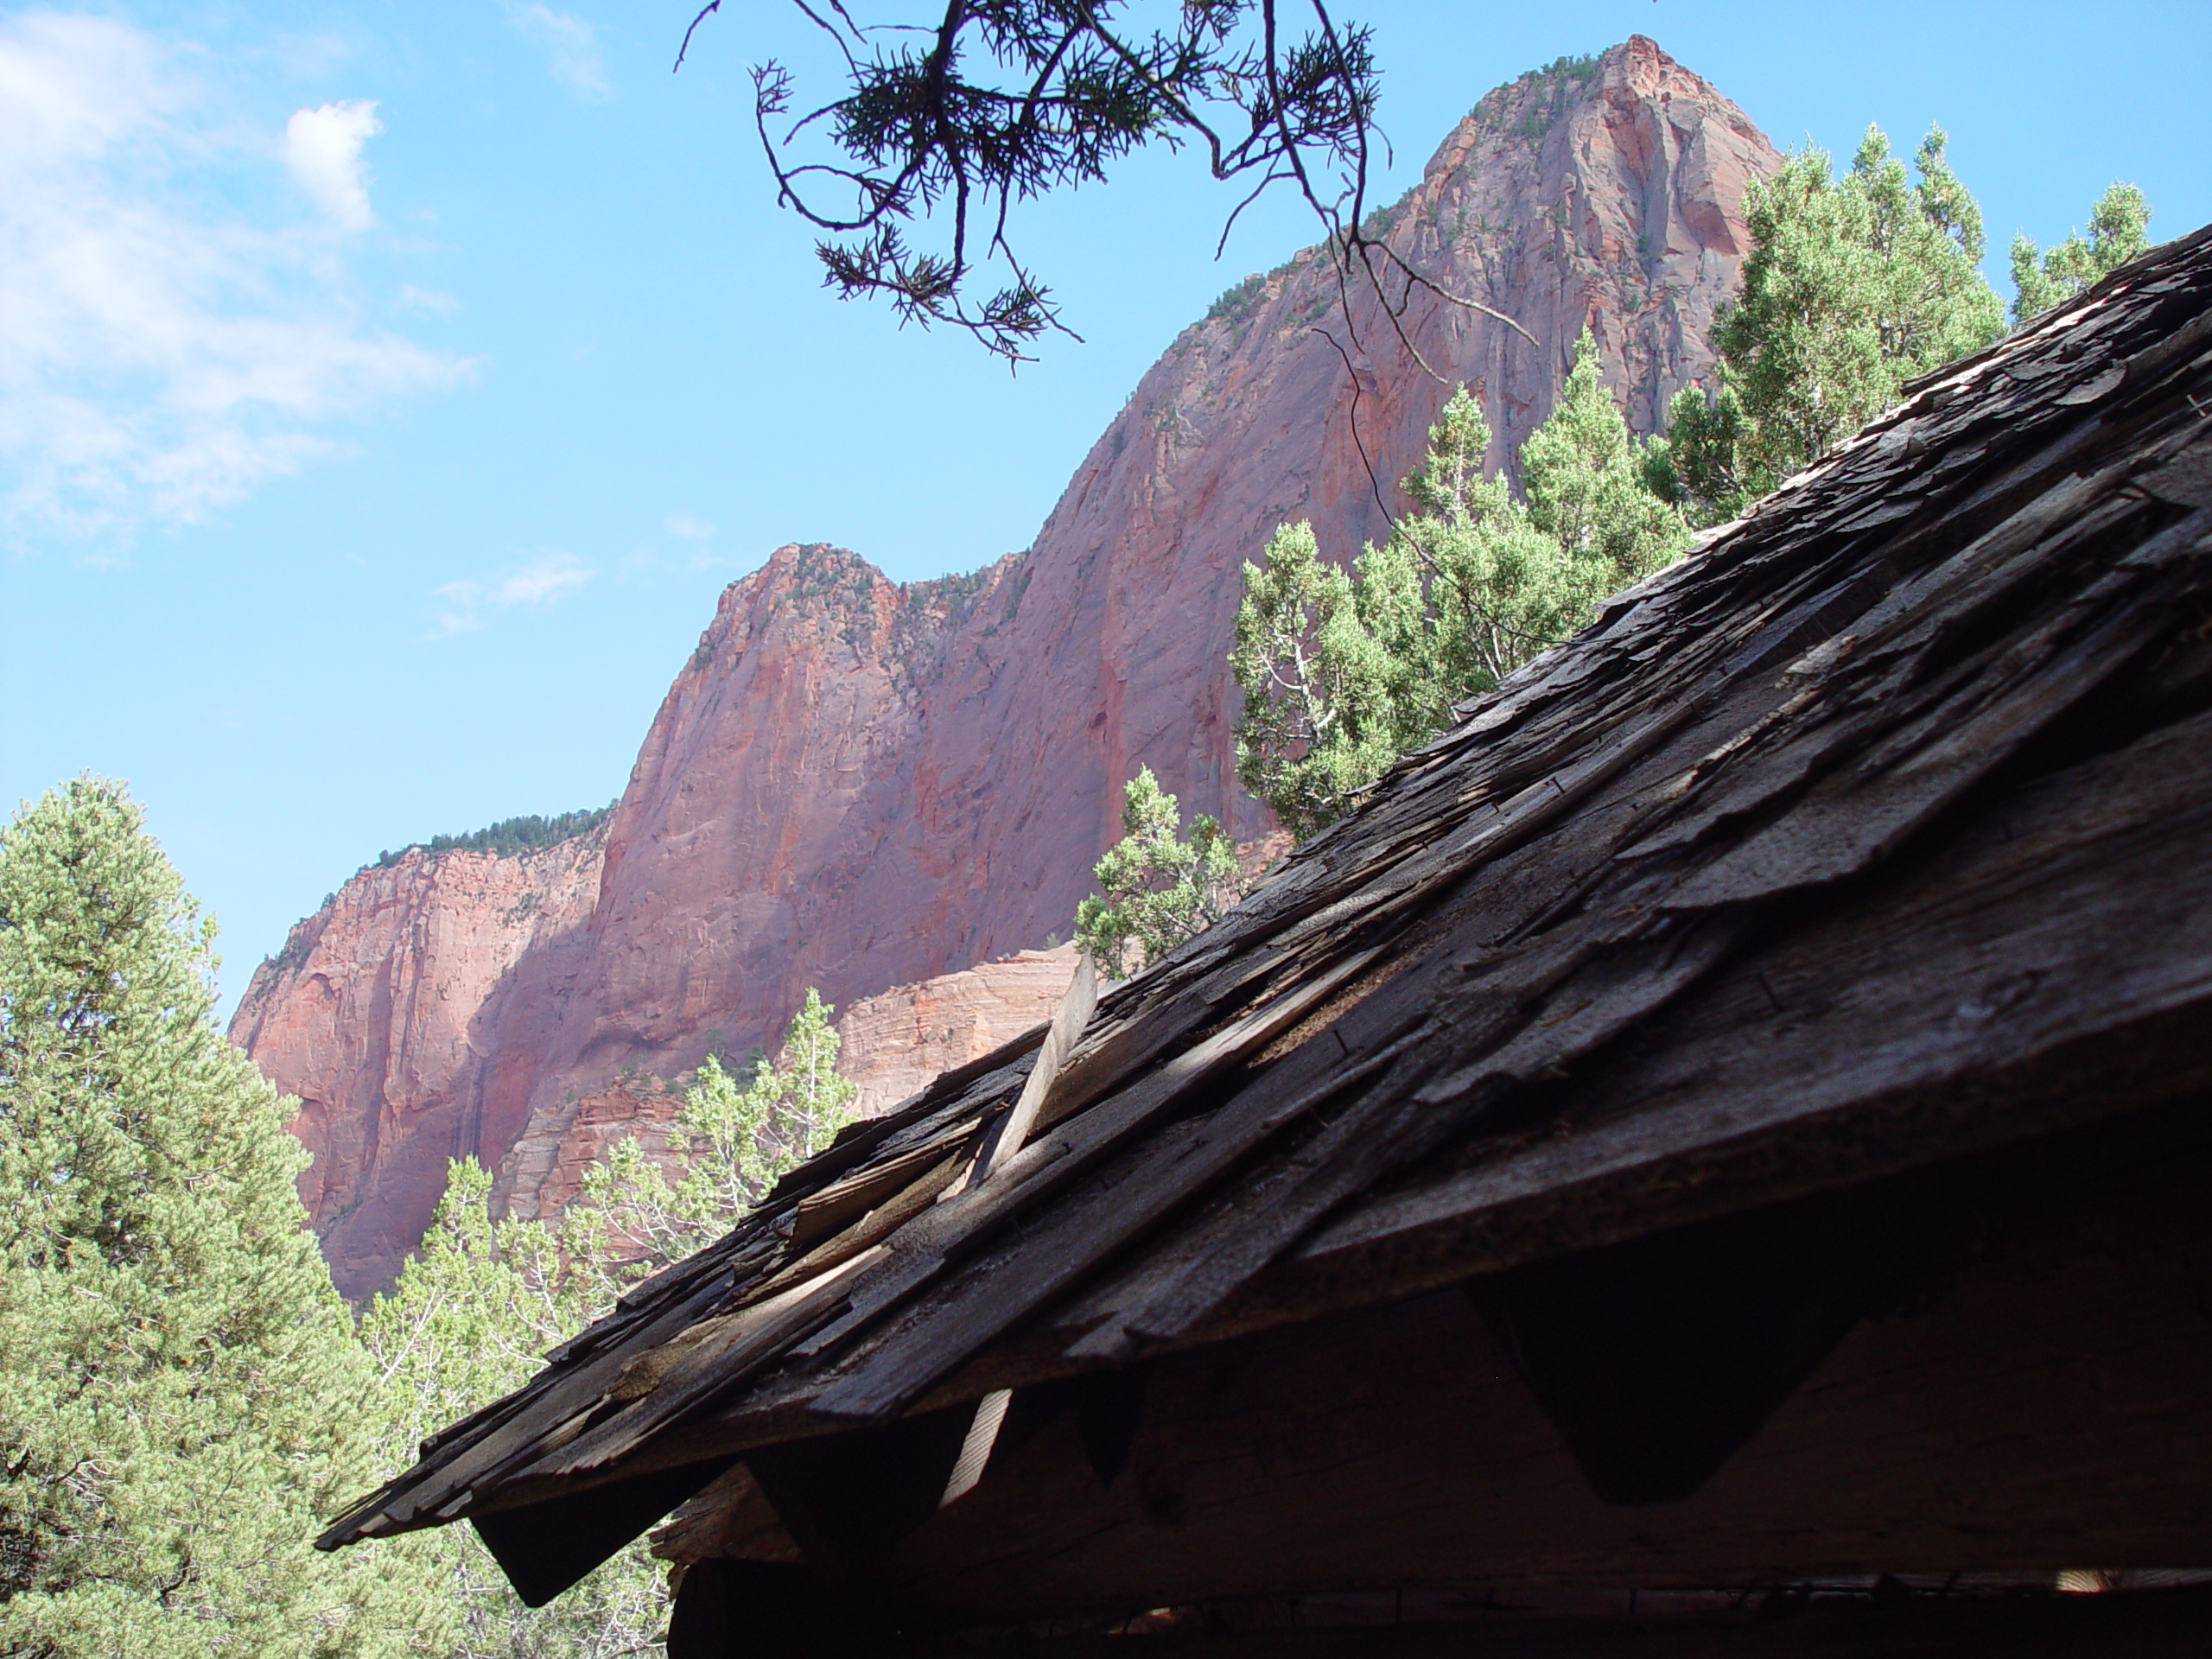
left=1643, top=125, right=2006, bottom=524
left=1235, top=334, right=1689, bottom=837
left=1076, top=768, right=1244, bottom=977
left=2010, top=183, right=2154, bottom=324
left=0, top=779, right=447, bottom=1659
left=373, top=803, right=617, bottom=870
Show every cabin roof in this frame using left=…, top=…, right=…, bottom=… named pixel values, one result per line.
left=321, top=223, right=2212, bottom=1600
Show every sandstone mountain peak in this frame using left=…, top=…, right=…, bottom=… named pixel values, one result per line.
left=235, top=37, right=1781, bottom=1300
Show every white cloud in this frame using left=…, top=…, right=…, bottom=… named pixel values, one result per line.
left=284, top=99, right=381, bottom=231
left=504, top=3, right=608, bottom=100
left=664, top=512, right=713, bottom=540
left=493, top=555, right=591, bottom=605
left=429, top=551, right=592, bottom=637
left=0, top=9, right=168, bottom=156
left=0, top=11, right=468, bottom=543
left=397, top=283, right=461, bottom=315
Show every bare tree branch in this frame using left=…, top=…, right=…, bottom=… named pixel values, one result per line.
left=679, top=3, right=1533, bottom=367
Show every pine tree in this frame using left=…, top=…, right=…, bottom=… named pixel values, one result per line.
left=1228, top=520, right=1413, bottom=842
left=1234, top=336, right=1689, bottom=837
left=2010, top=183, right=2154, bottom=324
left=1645, top=125, right=2006, bottom=524
left=1388, top=381, right=1567, bottom=709
left=1519, top=336, right=1691, bottom=581
left=355, top=1162, right=664, bottom=1659
left=0, top=779, right=447, bottom=1659
left=566, top=990, right=858, bottom=1288
left=1075, top=769, right=1243, bottom=978
left=355, top=993, right=860, bottom=1656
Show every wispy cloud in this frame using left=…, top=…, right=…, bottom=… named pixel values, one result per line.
left=651, top=509, right=740, bottom=571
left=397, top=283, right=461, bottom=315
left=0, top=11, right=468, bottom=543
left=504, top=3, right=609, bottom=100
left=284, top=99, right=381, bottom=231
left=429, top=551, right=592, bottom=637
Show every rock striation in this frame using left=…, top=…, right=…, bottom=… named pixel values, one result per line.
left=831, top=945, right=1083, bottom=1121
left=496, top=944, right=1089, bottom=1240
left=229, top=833, right=607, bottom=1300
left=234, top=38, right=1780, bottom=1296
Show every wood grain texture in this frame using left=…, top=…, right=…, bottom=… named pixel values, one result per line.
left=321, top=225, right=2212, bottom=1619
left=891, top=1110, right=2212, bottom=1615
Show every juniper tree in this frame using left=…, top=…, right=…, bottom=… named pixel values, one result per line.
left=1075, top=767, right=1243, bottom=977
left=2010, top=182, right=2154, bottom=324
left=1645, top=125, right=2006, bottom=524
left=1401, top=336, right=1686, bottom=722
left=0, top=779, right=446, bottom=1659
left=1228, top=518, right=1414, bottom=841
left=1234, top=334, right=1688, bottom=837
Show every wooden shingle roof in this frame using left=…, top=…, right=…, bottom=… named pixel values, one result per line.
left=321, top=223, right=2212, bottom=1607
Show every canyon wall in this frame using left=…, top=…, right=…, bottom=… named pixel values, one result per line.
left=832, top=945, right=1083, bottom=1122
left=229, top=832, right=607, bottom=1297
left=234, top=38, right=1780, bottom=1299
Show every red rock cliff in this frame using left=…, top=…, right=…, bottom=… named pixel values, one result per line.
left=229, top=832, right=606, bottom=1298
left=236, top=38, right=1780, bottom=1290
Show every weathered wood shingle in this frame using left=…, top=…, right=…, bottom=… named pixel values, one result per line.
left=320, top=222, right=2212, bottom=1606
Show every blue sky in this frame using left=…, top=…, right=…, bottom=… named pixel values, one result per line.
left=3, top=0, right=2208, bottom=1014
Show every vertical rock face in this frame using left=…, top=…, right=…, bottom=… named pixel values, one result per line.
left=236, top=38, right=1780, bottom=1290
left=497, top=944, right=1089, bottom=1232
left=830, top=945, right=1083, bottom=1121
left=229, top=834, right=606, bottom=1300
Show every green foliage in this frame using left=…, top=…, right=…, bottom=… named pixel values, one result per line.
left=1357, top=192, right=1413, bottom=244
left=1506, top=53, right=1599, bottom=144
left=569, top=990, right=857, bottom=1281
left=355, top=1162, right=664, bottom=1659
left=0, top=779, right=447, bottom=1659
left=715, top=2, right=1380, bottom=361
left=1519, top=337, right=1696, bottom=587
left=2010, top=182, right=2154, bottom=324
left=1230, top=519, right=1413, bottom=842
left=1235, top=337, right=1690, bottom=838
left=356, top=990, right=857, bottom=1655
left=1645, top=125, right=2006, bottom=524
left=1075, top=768, right=1243, bottom=979
left=1642, top=380, right=1755, bottom=527
left=374, top=804, right=615, bottom=869
left=1206, top=273, right=1269, bottom=325
left=1396, top=342, right=1684, bottom=703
